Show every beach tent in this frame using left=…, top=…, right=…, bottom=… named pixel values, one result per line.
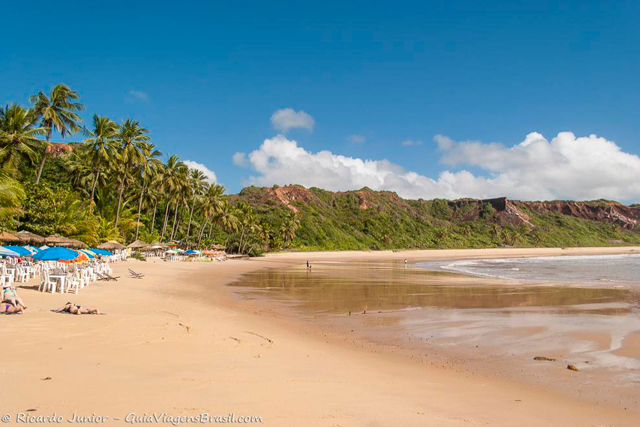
left=32, top=246, right=80, bottom=261
left=45, top=235, right=87, bottom=248
left=16, top=230, right=46, bottom=245
left=97, top=241, right=125, bottom=251
left=141, top=245, right=163, bottom=251
left=127, top=240, right=148, bottom=249
left=0, top=231, right=21, bottom=244
left=0, top=246, right=20, bottom=257
left=2, top=245, right=33, bottom=256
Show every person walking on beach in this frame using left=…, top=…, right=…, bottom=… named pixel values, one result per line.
left=306, top=260, right=311, bottom=270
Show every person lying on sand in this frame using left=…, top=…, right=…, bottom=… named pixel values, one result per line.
left=55, top=302, right=102, bottom=315
left=2, top=285, right=27, bottom=310
left=0, top=302, right=24, bottom=314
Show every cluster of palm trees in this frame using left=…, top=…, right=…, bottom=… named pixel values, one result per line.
left=0, top=84, right=300, bottom=252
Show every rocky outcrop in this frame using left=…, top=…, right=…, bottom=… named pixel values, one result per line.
left=448, top=197, right=639, bottom=230
left=516, top=200, right=639, bottom=230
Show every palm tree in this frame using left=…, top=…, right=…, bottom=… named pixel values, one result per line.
left=236, top=201, right=257, bottom=254
left=160, top=155, right=188, bottom=240
left=30, top=84, right=84, bottom=184
left=134, top=142, right=162, bottom=240
left=114, top=119, right=150, bottom=227
left=196, top=184, right=227, bottom=247
left=84, top=115, right=118, bottom=201
left=0, top=104, right=45, bottom=176
left=280, top=211, right=300, bottom=247
left=170, top=177, right=191, bottom=241
left=0, top=172, right=25, bottom=224
left=185, top=169, right=208, bottom=240
left=147, top=167, right=164, bottom=234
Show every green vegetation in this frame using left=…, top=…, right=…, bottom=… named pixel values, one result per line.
left=2, top=84, right=639, bottom=254
left=234, top=186, right=640, bottom=251
left=0, top=84, right=271, bottom=254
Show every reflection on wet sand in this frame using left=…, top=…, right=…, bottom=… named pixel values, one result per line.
left=230, top=260, right=638, bottom=313
left=230, top=259, right=640, bottom=407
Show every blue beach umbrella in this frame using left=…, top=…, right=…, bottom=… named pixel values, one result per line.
left=88, top=248, right=112, bottom=256
left=0, top=246, right=20, bottom=257
left=2, top=245, right=32, bottom=256
left=32, top=246, right=79, bottom=261
left=24, top=246, right=40, bottom=255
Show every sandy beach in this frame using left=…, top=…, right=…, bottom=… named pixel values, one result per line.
left=4, top=247, right=640, bottom=426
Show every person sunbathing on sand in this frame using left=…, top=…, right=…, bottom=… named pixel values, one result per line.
left=2, top=285, right=27, bottom=310
left=55, top=302, right=102, bottom=315
left=0, top=303, right=24, bottom=314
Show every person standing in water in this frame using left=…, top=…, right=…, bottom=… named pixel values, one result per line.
left=306, top=260, right=311, bottom=270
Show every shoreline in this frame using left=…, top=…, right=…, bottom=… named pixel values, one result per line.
left=226, top=247, right=640, bottom=410
left=3, top=246, right=640, bottom=426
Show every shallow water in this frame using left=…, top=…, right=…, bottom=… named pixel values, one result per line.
left=418, top=253, right=640, bottom=285
left=229, top=257, right=640, bottom=406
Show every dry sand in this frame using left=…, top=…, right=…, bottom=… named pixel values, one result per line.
left=3, top=247, right=640, bottom=426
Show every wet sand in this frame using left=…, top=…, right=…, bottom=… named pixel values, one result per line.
left=3, top=247, right=640, bottom=426
left=231, top=254, right=640, bottom=409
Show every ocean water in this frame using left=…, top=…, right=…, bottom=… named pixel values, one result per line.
left=417, top=253, right=640, bottom=285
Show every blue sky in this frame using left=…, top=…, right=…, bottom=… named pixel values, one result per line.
left=3, top=1, right=640, bottom=201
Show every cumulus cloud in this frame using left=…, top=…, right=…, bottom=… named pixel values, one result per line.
left=126, top=90, right=149, bottom=103
left=232, top=152, right=248, bottom=167
left=348, top=134, right=366, bottom=144
left=183, top=160, right=217, bottom=184
left=270, top=108, right=315, bottom=133
left=240, top=133, right=640, bottom=202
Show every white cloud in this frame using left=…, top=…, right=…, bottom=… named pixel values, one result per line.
left=126, top=90, right=149, bottom=103
left=184, top=160, right=217, bottom=184
left=241, top=133, right=640, bottom=202
left=232, top=152, right=248, bottom=167
left=270, top=108, right=315, bottom=133
left=402, top=139, right=423, bottom=146
left=349, top=134, right=366, bottom=144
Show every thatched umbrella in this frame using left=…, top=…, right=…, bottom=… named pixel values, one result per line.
left=16, top=230, right=46, bottom=245
left=45, top=234, right=86, bottom=248
left=0, top=231, right=21, bottom=244
left=211, top=244, right=226, bottom=251
left=66, top=238, right=87, bottom=249
left=126, top=240, right=148, bottom=249
left=97, top=240, right=125, bottom=250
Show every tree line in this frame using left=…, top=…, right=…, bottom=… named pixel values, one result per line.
left=0, top=84, right=299, bottom=253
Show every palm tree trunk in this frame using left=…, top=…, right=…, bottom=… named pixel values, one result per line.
left=35, top=137, right=50, bottom=184
left=115, top=172, right=127, bottom=228
left=170, top=203, right=179, bottom=241
left=197, top=220, right=208, bottom=248
left=90, top=169, right=100, bottom=201
left=134, top=181, right=146, bottom=241
left=238, top=226, right=246, bottom=254
left=150, top=200, right=158, bottom=232
left=161, top=202, right=170, bottom=240
left=186, top=199, right=196, bottom=239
